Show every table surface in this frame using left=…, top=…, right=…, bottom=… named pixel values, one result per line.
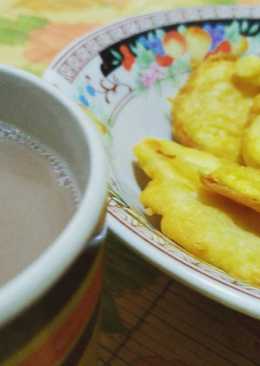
left=1, top=1, right=260, bottom=365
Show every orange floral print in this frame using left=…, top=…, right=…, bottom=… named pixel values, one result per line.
left=24, top=22, right=99, bottom=63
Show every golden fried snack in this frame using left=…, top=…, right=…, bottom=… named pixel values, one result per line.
left=242, top=116, right=260, bottom=168
left=234, top=55, right=260, bottom=88
left=172, top=55, right=253, bottom=161
left=142, top=138, right=260, bottom=213
left=134, top=138, right=260, bottom=286
left=201, top=163, right=260, bottom=213
left=230, top=58, right=260, bottom=168
left=242, top=94, right=260, bottom=168
left=141, top=138, right=220, bottom=175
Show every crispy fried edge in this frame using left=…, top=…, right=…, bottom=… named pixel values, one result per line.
left=201, top=173, right=260, bottom=213
left=172, top=54, right=239, bottom=151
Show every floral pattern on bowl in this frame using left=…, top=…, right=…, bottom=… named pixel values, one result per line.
left=45, top=6, right=260, bottom=319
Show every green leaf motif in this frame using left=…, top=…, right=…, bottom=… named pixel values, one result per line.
left=170, top=56, right=191, bottom=76
left=136, top=47, right=155, bottom=69
left=177, top=24, right=187, bottom=34
left=241, top=20, right=248, bottom=33
left=0, top=15, right=48, bottom=45
left=130, top=44, right=137, bottom=54
left=112, top=59, right=120, bottom=66
left=225, top=21, right=240, bottom=43
left=254, top=33, right=260, bottom=44
left=247, top=33, right=260, bottom=55
left=136, top=42, right=147, bottom=52
left=249, top=23, right=260, bottom=35
left=111, top=49, right=122, bottom=61
left=148, top=31, right=154, bottom=42
left=155, top=29, right=165, bottom=39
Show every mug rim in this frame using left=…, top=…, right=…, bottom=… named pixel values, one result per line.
left=0, top=65, right=108, bottom=327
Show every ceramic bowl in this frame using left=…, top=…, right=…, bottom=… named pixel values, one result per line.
left=45, top=6, right=260, bottom=319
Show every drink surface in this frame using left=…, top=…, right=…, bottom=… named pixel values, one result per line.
left=0, top=121, right=80, bottom=286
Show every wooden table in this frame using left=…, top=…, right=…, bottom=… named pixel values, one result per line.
left=100, top=233, right=260, bottom=366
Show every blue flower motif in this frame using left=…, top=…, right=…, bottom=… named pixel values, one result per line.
left=79, top=94, right=89, bottom=107
left=203, top=23, right=225, bottom=50
left=137, top=33, right=165, bottom=56
left=85, top=84, right=96, bottom=96
left=138, top=35, right=149, bottom=49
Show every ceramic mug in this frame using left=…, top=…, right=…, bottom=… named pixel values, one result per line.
left=0, top=65, right=107, bottom=365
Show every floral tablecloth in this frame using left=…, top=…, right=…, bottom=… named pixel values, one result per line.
left=1, top=1, right=260, bottom=365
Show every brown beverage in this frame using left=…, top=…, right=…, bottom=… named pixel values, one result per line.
left=0, top=121, right=80, bottom=286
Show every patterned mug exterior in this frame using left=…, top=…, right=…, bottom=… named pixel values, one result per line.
left=0, top=65, right=108, bottom=365
left=0, top=225, right=106, bottom=366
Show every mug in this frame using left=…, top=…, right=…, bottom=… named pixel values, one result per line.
left=0, top=65, right=107, bottom=365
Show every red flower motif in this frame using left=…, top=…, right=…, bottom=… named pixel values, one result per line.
left=164, top=30, right=186, bottom=46
left=156, top=54, right=173, bottom=67
left=215, top=40, right=231, bottom=53
left=207, top=40, right=231, bottom=57
left=163, top=30, right=186, bottom=59
left=119, top=44, right=135, bottom=71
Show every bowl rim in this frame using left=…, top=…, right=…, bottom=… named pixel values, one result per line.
left=0, top=65, right=108, bottom=327
left=44, top=5, right=260, bottom=319
left=108, top=214, right=260, bottom=319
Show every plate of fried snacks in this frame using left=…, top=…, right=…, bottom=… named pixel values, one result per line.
left=45, top=6, right=260, bottom=318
